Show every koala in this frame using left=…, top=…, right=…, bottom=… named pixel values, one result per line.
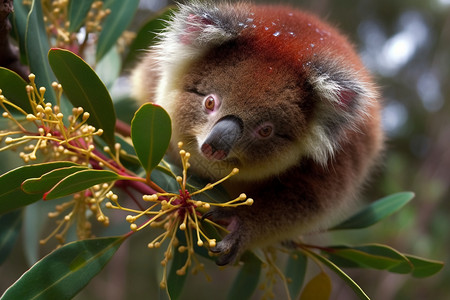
left=132, top=1, right=383, bottom=266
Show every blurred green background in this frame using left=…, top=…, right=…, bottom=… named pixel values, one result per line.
left=1, top=0, right=449, bottom=299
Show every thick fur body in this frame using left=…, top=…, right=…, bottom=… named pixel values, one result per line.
left=133, top=2, right=383, bottom=265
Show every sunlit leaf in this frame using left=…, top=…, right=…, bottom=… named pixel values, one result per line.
left=324, top=244, right=412, bottom=272
left=25, top=0, right=57, bottom=104
left=286, top=251, right=307, bottom=299
left=227, top=252, right=262, bottom=300
left=124, top=7, right=175, bottom=68
left=131, top=103, right=171, bottom=176
left=1, top=236, right=125, bottom=299
left=305, top=249, right=370, bottom=300
left=0, top=209, right=22, bottom=265
left=299, top=272, right=331, bottom=300
left=331, top=192, right=415, bottom=230
left=22, top=166, right=88, bottom=194
left=96, top=0, right=140, bottom=61
left=48, top=48, right=117, bottom=148
left=0, top=162, right=77, bottom=214
left=44, top=169, right=120, bottom=200
left=68, top=0, right=95, bottom=32
left=0, top=67, right=32, bottom=113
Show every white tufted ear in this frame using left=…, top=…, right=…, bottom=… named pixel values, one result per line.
left=151, top=2, right=250, bottom=115
left=154, top=2, right=249, bottom=66
left=302, top=57, right=378, bottom=165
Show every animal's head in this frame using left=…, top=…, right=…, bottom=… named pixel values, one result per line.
left=150, top=2, right=377, bottom=180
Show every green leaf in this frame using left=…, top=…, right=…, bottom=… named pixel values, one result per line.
left=11, top=0, right=30, bottom=64
left=25, top=0, right=57, bottom=104
left=167, top=242, right=188, bottom=300
left=0, top=162, right=77, bottom=214
left=95, top=46, right=121, bottom=89
left=22, top=166, right=89, bottom=194
left=131, top=103, right=171, bottom=176
left=48, top=48, right=117, bottom=148
left=68, top=0, right=95, bottom=32
left=150, top=168, right=180, bottom=195
left=0, top=67, right=32, bottom=113
left=0, top=209, right=22, bottom=265
left=124, top=7, right=175, bottom=68
left=1, top=236, right=125, bottom=300
left=404, top=255, right=444, bottom=278
left=286, top=251, right=307, bottom=300
left=113, top=135, right=142, bottom=173
left=325, top=244, right=412, bottom=272
left=96, top=0, right=140, bottom=62
left=299, top=272, right=331, bottom=300
left=113, top=96, right=140, bottom=124
left=305, top=249, right=370, bottom=300
left=331, top=192, right=415, bottom=230
left=227, top=252, right=262, bottom=300
left=23, top=202, right=53, bottom=265
left=44, top=169, right=120, bottom=200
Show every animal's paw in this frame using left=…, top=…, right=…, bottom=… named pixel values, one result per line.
left=210, top=230, right=241, bottom=266
left=202, top=208, right=243, bottom=265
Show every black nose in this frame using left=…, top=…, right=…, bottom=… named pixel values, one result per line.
left=201, top=116, right=243, bottom=160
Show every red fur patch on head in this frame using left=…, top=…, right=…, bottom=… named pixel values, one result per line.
left=237, top=6, right=363, bottom=76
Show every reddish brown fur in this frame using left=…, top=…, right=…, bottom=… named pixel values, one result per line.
left=133, top=2, right=383, bottom=265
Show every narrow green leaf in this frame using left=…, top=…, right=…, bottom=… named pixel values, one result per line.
left=124, top=7, right=175, bottom=68
left=305, top=249, right=370, bottom=300
left=331, top=192, right=415, bottom=230
left=167, top=241, right=188, bottom=300
left=48, top=48, right=117, bottom=148
left=0, top=162, right=77, bottom=214
left=95, top=46, right=121, bottom=89
left=131, top=103, right=171, bottom=175
left=0, top=67, right=32, bottom=113
left=44, top=169, right=120, bottom=200
left=405, top=255, right=444, bottom=278
left=299, top=272, right=331, bottom=300
left=68, top=0, right=95, bottom=32
left=22, top=166, right=88, bottom=194
left=325, top=244, right=412, bottom=272
left=11, top=0, right=30, bottom=64
left=23, top=202, right=53, bottom=265
left=96, top=0, right=140, bottom=62
left=286, top=251, right=307, bottom=300
left=227, top=252, right=262, bottom=300
left=25, top=0, right=57, bottom=104
left=0, top=209, right=22, bottom=265
left=1, top=236, right=125, bottom=300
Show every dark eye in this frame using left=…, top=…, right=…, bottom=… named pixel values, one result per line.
left=256, top=124, right=273, bottom=138
left=203, top=94, right=220, bottom=112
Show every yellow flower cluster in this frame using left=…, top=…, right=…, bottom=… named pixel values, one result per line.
left=0, top=74, right=103, bottom=164
left=106, top=142, right=254, bottom=289
left=39, top=0, right=110, bottom=48
left=41, top=182, right=114, bottom=245
left=0, top=74, right=115, bottom=244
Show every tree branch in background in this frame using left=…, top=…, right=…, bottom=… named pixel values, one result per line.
left=0, top=0, right=29, bottom=79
